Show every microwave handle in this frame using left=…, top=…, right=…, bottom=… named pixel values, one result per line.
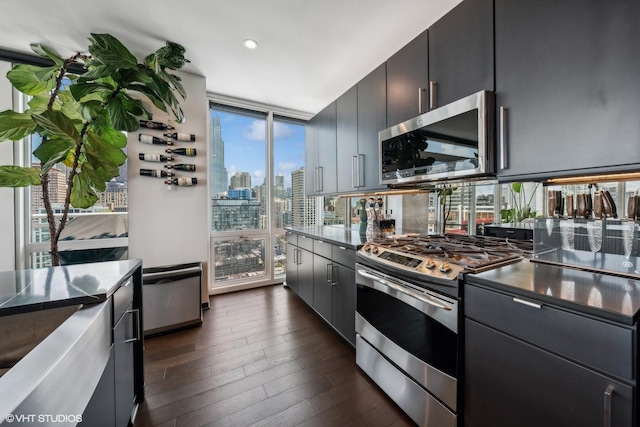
left=499, top=106, right=508, bottom=170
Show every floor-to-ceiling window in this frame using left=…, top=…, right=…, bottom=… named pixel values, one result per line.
left=209, top=103, right=306, bottom=292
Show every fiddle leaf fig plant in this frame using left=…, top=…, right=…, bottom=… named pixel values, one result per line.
left=0, top=34, right=189, bottom=266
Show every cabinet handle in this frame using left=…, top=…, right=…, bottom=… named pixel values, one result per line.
left=499, top=106, right=508, bottom=170
left=513, top=297, right=541, bottom=309
left=429, top=81, right=437, bottom=110
left=331, top=265, right=338, bottom=286
left=326, top=263, right=333, bottom=283
left=124, top=308, right=141, bottom=343
left=604, top=385, right=614, bottom=427
left=315, top=166, right=323, bottom=192
left=418, top=87, right=427, bottom=114
left=352, top=155, right=359, bottom=188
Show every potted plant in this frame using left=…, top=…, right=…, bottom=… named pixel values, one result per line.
left=500, top=182, right=540, bottom=225
left=0, top=34, right=189, bottom=266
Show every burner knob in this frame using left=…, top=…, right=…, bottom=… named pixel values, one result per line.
left=425, top=259, right=436, bottom=270
left=371, top=246, right=379, bottom=254
left=439, top=262, right=452, bottom=273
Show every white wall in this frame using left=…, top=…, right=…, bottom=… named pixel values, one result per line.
left=0, top=60, right=15, bottom=271
left=127, top=71, right=209, bottom=301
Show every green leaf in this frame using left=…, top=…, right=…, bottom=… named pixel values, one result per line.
left=0, top=165, right=41, bottom=187
left=86, top=130, right=127, bottom=167
left=511, top=182, right=522, bottom=194
left=70, top=172, right=98, bottom=209
left=31, top=110, right=81, bottom=145
left=106, top=94, right=139, bottom=131
left=57, top=90, right=84, bottom=122
left=80, top=100, right=105, bottom=122
left=81, top=63, right=118, bottom=80
left=69, top=81, right=112, bottom=101
left=27, top=94, right=57, bottom=114
left=0, top=110, right=36, bottom=141
left=7, top=64, right=58, bottom=95
left=33, top=137, right=75, bottom=174
left=157, top=69, right=186, bottom=99
left=91, top=119, right=126, bottom=148
left=88, top=33, right=138, bottom=70
left=30, top=43, right=64, bottom=66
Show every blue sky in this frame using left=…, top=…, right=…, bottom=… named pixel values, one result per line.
left=211, top=110, right=305, bottom=188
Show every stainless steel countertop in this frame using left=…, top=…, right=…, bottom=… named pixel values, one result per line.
left=0, top=259, right=142, bottom=317
left=465, top=259, right=640, bottom=325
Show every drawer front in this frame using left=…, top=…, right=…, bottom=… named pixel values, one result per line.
left=113, top=277, right=134, bottom=324
left=313, top=239, right=332, bottom=259
left=285, top=231, right=297, bottom=246
left=465, top=284, right=633, bottom=380
left=332, top=244, right=356, bottom=268
left=298, top=234, right=313, bottom=252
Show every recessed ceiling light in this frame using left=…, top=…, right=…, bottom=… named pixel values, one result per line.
left=243, top=39, right=259, bottom=49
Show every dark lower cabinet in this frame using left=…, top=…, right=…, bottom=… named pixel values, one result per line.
left=465, top=319, right=633, bottom=427
left=82, top=346, right=115, bottom=427
left=297, top=248, right=314, bottom=307
left=313, top=254, right=333, bottom=321
left=331, top=264, right=356, bottom=346
left=464, top=283, right=636, bottom=427
left=114, top=302, right=136, bottom=427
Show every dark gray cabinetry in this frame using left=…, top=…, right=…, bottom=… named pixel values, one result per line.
left=305, top=102, right=337, bottom=195
left=428, top=0, right=493, bottom=108
left=113, top=280, right=139, bottom=427
left=313, top=253, right=333, bottom=321
left=464, top=284, right=635, bottom=427
left=335, top=71, right=387, bottom=194
left=331, top=245, right=356, bottom=346
left=386, top=29, right=429, bottom=126
left=285, top=231, right=357, bottom=346
left=82, top=347, right=116, bottom=427
left=355, top=63, right=387, bottom=191
left=495, top=0, right=640, bottom=180
left=336, top=86, right=359, bottom=193
left=285, top=233, right=298, bottom=294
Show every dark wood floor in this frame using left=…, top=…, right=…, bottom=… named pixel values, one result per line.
left=134, top=284, right=415, bottom=427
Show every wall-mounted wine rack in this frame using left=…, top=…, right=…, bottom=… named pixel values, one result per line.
left=137, top=120, right=198, bottom=189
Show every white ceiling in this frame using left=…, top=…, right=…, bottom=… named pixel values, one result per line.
left=1, top=0, right=461, bottom=118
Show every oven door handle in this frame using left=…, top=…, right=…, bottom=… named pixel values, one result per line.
left=357, top=269, right=452, bottom=311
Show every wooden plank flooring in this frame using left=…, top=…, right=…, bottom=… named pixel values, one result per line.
left=134, top=284, right=415, bottom=427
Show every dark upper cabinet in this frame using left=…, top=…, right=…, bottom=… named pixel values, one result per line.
left=356, top=63, right=387, bottom=191
left=386, top=29, right=429, bottom=127
left=305, top=102, right=337, bottom=195
left=336, top=74, right=387, bottom=194
left=495, top=0, right=640, bottom=181
left=428, top=0, right=494, bottom=108
left=336, top=86, right=358, bottom=193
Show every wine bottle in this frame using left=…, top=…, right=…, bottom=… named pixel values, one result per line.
left=165, top=177, right=198, bottom=186
left=164, top=132, right=195, bottom=142
left=164, top=164, right=196, bottom=172
left=138, top=153, right=173, bottom=162
left=139, top=119, right=174, bottom=131
left=165, top=147, right=197, bottom=156
left=139, top=169, right=174, bottom=178
left=139, top=134, right=173, bottom=145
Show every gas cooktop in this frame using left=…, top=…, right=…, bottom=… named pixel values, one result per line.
left=357, top=234, right=528, bottom=281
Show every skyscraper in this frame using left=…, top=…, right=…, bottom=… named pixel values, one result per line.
left=292, top=167, right=316, bottom=226
left=211, top=115, right=229, bottom=197
left=230, top=171, right=251, bottom=189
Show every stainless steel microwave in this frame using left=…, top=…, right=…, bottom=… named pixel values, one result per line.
left=379, top=90, right=494, bottom=185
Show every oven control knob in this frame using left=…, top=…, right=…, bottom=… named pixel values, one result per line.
left=371, top=246, right=379, bottom=254
left=424, top=259, right=436, bottom=270
left=439, top=262, right=452, bottom=273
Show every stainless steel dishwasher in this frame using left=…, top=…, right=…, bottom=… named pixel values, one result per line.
left=142, top=262, right=202, bottom=337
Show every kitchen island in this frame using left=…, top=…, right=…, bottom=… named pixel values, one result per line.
left=0, top=260, right=144, bottom=427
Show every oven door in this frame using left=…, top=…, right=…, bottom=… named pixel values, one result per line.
left=355, top=264, right=459, bottom=412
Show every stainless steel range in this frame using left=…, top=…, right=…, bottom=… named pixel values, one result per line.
left=355, top=234, right=528, bottom=427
